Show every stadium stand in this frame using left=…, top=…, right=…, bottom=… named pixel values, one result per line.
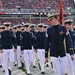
left=0, top=0, right=75, bottom=25
left=0, top=17, right=75, bottom=26
left=0, top=18, right=49, bottom=25
left=0, top=0, right=74, bottom=9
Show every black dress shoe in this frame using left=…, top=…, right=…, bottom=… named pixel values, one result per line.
left=41, top=72, right=45, bottom=74
left=33, top=66, right=36, bottom=68
left=51, top=62, right=53, bottom=68
left=18, top=67, right=21, bottom=69
left=14, top=64, right=17, bottom=66
left=3, top=70, right=5, bottom=72
left=8, top=69, right=11, bottom=75
left=0, top=65, right=2, bottom=67
left=46, top=64, right=49, bottom=67
left=21, top=62, right=24, bottom=67
left=14, top=62, right=17, bottom=66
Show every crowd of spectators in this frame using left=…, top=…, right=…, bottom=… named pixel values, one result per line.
left=0, top=0, right=74, bottom=26
left=0, top=17, right=75, bottom=26
left=0, top=18, right=49, bottom=26
left=0, top=0, right=74, bottom=9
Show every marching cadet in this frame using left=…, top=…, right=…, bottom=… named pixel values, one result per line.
left=16, top=24, right=22, bottom=69
left=20, top=23, right=34, bottom=75
left=64, top=19, right=75, bottom=75
left=12, top=26, right=17, bottom=66
left=0, top=22, right=17, bottom=75
left=12, top=26, right=17, bottom=33
left=42, top=24, right=49, bottom=67
left=0, top=26, right=3, bottom=66
left=1, top=25, right=5, bottom=31
left=0, top=26, right=2, bottom=67
left=0, top=26, right=5, bottom=72
left=21, top=28, right=24, bottom=32
left=30, top=24, right=36, bottom=34
left=30, top=24, right=37, bottom=68
left=73, top=26, right=75, bottom=31
left=45, top=13, right=74, bottom=75
left=43, top=25, right=47, bottom=32
left=35, top=23, right=46, bottom=74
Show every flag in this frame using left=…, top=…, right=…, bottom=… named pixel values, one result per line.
left=59, top=0, right=64, bottom=24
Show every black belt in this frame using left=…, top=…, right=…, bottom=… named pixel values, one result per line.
left=4, top=48, right=12, bottom=49
left=38, top=48, right=45, bottom=49
left=51, top=55, right=66, bottom=58
left=24, top=48, right=32, bottom=50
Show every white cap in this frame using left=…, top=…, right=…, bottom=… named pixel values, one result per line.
left=23, top=23, right=30, bottom=26
left=38, top=23, right=44, bottom=27
left=30, top=24, right=36, bottom=27
left=43, top=25, right=47, bottom=28
left=17, top=24, right=22, bottom=28
left=47, top=13, right=58, bottom=20
left=3, top=22, right=11, bottom=26
left=13, top=26, right=17, bottom=29
left=64, top=19, right=73, bottom=23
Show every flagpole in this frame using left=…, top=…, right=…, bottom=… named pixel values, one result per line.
left=30, top=14, right=32, bottom=24
left=59, top=0, right=68, bottom=75
left=59, top=0, right=63, bottom=25
left=40, top=13, right=42, bottom=23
